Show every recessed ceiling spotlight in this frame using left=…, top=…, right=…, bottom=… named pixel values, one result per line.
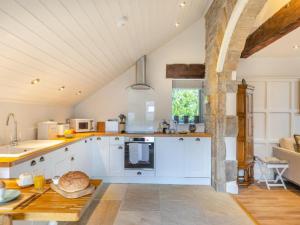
left=76, top=90, right=82, bottom=95
left=293, top=45, right=299, bottom=50
left=179, top=1, right=187, bottom=7
left=117, top=16, right=128, bottom=27
left=31, top=78, right=40, bottom=85
left=58, top=86, right=65, bottom=91
left=175, top=22, right=180, bottom=27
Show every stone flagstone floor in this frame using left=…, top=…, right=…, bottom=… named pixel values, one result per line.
left=61, top=183, right=255, bottom=225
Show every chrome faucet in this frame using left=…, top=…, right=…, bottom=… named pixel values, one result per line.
left=6, top=113, right=18, bottom=146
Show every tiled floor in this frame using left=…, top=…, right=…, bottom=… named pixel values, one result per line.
left=63, top=184, right=255, bottom=225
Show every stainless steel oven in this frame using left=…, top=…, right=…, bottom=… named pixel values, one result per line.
left=124, top=137, right=154, bottom=169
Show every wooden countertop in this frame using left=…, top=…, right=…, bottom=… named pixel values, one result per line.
left=0, top=179, right=102, bottom=223
left=0, top=132, right=211, bottom=168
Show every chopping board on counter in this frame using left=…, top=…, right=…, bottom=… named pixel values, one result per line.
left=0, top=193, right=35, bottom=210
left=50, top=183, right=95, bottom=199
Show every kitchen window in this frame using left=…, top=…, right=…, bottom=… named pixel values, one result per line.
left=172, top=80, right=204, bottom=124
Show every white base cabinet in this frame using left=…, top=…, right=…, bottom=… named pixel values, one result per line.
left=108, top=137, right=124, bottom=176
left=156, top=137, right=211, bottom=178
left=92, top=136, right=109, bottom=177
left=156, top=138, right=184, bottom=177
left=7, top=136, right=211, bottom=184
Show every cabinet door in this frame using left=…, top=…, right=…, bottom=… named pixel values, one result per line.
left=184, top=137, right=211, bottom=178
left=92, top=136, right=109, bottom=177
left=51, top=147, right=71, bottom=177
left=69, top=140, right=91, bottom=176
left=109, top=144, right=124, bottom=176
left=10, top=161, right=31, bottom=178
left=36, top=154, right=52, bottom=179
left=156, top=137, right=184, bottom=177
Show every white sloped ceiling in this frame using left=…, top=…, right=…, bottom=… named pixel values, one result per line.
left=0, top=0, right=210, bottom=105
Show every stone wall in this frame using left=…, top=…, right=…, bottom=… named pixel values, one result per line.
left=205, top=0, right=266, bottom=192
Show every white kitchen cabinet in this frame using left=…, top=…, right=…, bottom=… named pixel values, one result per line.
left=156, top=137, right=185, bottom=177
left=92, top=136, right=109, bottom=177
left=69, top=139, right=92, bottom=176
left=109, top=137, right=124, bottom=176
left=50, top=146, right=71, bottom=177
left=10, top=155, right=49, bottom=179
left=10, top=160, right=34, bottom=178
left=184, top=137, right=211, bottom=178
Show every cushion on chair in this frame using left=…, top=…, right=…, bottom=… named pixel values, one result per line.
left=279, top=138, right=296, bottom=151
left=256, top=156, right=288, bottom=164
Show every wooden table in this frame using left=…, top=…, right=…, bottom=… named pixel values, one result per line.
left=0, top=179, right=102, bottom=225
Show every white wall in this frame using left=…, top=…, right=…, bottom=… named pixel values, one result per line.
left=237, top=57, right=300, bottom=178
left=74, top=19, right=206, bottom=127
left=0, top=102, right=72, bottom=145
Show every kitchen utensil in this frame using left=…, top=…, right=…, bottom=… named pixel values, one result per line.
left=50, top=183, right=95, bottom=199
left=189, top=124, right=196, bottom=133
left=0, top=190, right=20, bottom=203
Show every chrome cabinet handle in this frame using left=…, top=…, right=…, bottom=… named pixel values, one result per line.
left=195, top=138, right=200, bottom=141
left=39, top=156, right=45, bottom=162
left=115, top=137, right=119, bottom=141
left=179, top=138, right=184, bottom=141
left=30, top=160, right=36, bottom=166
left=97, top=137, right=101, bottom=140
left=65, top=147, right=68, bottom=152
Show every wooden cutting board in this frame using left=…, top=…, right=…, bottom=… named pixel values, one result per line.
left=50, top=183, right=95, bottom=199
left=0, top=193, right=35, bottom=210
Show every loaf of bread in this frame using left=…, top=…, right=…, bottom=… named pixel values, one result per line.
left=58, top=171, right=89, bottom=193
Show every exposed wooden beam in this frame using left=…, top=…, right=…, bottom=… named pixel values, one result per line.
left=241, top=0, right=300, bottom=58
left=166, top=64, right=205, bottom=79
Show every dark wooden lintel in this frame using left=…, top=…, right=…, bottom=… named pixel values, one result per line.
left=166, top=64, right=205, bottom=79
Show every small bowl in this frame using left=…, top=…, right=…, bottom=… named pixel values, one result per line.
left=64, top=133, right=75, bottom=138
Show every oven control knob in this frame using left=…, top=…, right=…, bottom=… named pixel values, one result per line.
left=137, top=171, right=142, bottom=175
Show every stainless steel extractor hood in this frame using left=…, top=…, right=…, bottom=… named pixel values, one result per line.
left=128, top=55, right=153, bottom=90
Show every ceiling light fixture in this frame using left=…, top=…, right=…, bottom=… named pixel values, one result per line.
left=179, top=1, right=186, bottom=7
left=76, top=90, right=82, bottom=95
left=117, top=16, right=128, bottom=27
left=58, top=86, right=65, bottom=91
left=31, top=78, right=40, bottom=85
left=175, top=22, right=180, bottom=27
left=293, top=45, right=299, bottom=50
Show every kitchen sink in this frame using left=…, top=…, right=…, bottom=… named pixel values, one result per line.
left=0, top=140, right=64, bottom=157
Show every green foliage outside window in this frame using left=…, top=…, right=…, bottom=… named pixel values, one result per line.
left=172, top=89, right=200, bottom=117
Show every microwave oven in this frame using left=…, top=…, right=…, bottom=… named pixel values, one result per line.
left=70, top=119, right=95, bottom=133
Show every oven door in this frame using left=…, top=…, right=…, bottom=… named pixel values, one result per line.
left=124, top=142, right=154, bottom=169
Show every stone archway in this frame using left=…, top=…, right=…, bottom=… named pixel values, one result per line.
left=205, top=0, right=267, bottom=192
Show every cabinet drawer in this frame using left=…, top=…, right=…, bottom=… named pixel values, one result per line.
left=109, top=136, right=124, bottom=145
left=124, top=170, right=155, bottom=177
